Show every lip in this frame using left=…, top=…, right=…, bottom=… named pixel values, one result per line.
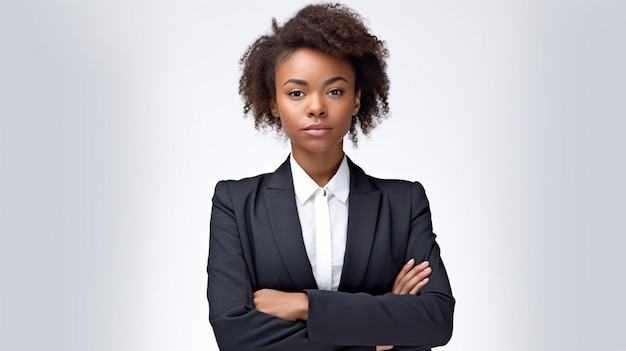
left=303, top=123, right=332, bottom=136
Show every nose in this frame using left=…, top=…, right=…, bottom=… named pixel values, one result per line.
left=307, top=93, right=326, bottom=118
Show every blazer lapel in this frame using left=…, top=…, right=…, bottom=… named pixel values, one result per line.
left=263, top=158, right=318, bottom=290
left=339, top=158, right=381, bottom=292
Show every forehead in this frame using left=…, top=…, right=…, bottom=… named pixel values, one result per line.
left=275, top=48, right=355, bottom=83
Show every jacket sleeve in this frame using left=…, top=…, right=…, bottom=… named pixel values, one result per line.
left=207, top=181, right=373, bottom=351
left=305, top=182, right=455, bottom=350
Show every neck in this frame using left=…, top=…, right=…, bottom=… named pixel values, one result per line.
left=291, top=145, right=344, bottom=187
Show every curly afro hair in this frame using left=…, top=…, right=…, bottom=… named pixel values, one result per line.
left=239, top=3, right=390, bottom=145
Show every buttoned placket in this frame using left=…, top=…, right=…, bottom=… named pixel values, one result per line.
left=314, top=187, right=332, bottom=291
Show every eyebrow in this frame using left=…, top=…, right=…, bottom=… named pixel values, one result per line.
left=282, top=76, right=348, bottom=87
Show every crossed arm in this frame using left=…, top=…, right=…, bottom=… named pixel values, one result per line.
left=253, top=259, right=432, bottom=351
left=208, top=180, right=454, bottom=350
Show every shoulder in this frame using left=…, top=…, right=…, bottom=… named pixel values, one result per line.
left=368, top=175, right=424, bottom=192
left=353, top=162, right=426, bottom=197
left=350, top=160, right=429, bottom=208
left=368, top=175, right=428, bottom=203
left=213, top=172, right=273, bottom=198
left=347, top=157, right=425, bottom=195
left=360, top=174, right=432, bottom=222
left=213, top=157, right=292, bottom=206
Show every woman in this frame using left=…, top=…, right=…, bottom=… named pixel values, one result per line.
left=207, top=4, right=454, bottom=350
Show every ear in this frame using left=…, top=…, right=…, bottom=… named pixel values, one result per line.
left=270, top=100, right=280, bottom=118
left=353, top=89, right=361, bottom=116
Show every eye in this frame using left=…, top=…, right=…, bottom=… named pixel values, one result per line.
left=288, top=90, right=305, bottom=98
left=328, top=89, right=343, bottom=96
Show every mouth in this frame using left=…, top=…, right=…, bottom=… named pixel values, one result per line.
left=303, top=124, right=332, bottom=136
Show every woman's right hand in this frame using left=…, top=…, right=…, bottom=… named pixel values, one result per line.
left=377, top=259, right=432, bottom=350
left=391, top=259, right=431, bottom=295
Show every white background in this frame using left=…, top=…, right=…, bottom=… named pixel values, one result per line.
left=1, top=1, right=624, bottom=350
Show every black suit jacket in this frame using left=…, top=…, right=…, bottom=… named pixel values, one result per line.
left=207, top=157, right=454, bottom=350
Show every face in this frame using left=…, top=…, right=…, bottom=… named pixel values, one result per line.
left=270, top=48, right=361, bottom=158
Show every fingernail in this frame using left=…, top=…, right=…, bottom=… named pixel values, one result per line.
left=407, top=258, right=415, bottom=265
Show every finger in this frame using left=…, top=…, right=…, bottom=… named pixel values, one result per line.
left=412, top=264, right=432, bottom=279
left=415, top=260, right=430, bottom=270
left=396, top=268, right=418, bottom=294
left=397, top=263, right=430, bottom=292
left=399, top=266, right=432, bottom=294
left=253, top=289, right=273, bottom=308
left=254, top=288, right=269, bottom=296
left=401, top=261, right=430, bottom=283
left=409, top=277, right=429, bottom=295
left=253, top=294, right=260, bottom=309
left=393, top=258, right=415, bottom=286
left=392, top=259, right=415, bottom=293
left=406, top=266, right=432, bottom=293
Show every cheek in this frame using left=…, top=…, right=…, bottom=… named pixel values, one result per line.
left=343, top=117, right=353, bottom=133
left=275, top=97, right=299, bottom=116
left=341, top=105, right=355, bottom=128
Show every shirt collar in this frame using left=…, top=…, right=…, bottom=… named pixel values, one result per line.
left=290, top=153, right=350, bottom=205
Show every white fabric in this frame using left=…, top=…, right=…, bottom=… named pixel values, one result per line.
left=290, top=154, right=349, bottom=291
left=313, top=187, right=332, bottom=290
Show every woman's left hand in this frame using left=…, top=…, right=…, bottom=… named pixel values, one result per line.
left=253, top=288, right=309, bottom=322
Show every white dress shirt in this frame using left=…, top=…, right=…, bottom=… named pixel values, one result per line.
left=290, top=154, right=349, bottom=291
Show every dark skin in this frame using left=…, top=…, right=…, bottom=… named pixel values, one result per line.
left=253, top=259, right=432, bottom=350
left=253, top=259, right=432, bottom=321
left=258, top=48, right=432, bottom=350
left=270, top=48, right=358, bottom=187
left=239, top=4, right=391, bottom=144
